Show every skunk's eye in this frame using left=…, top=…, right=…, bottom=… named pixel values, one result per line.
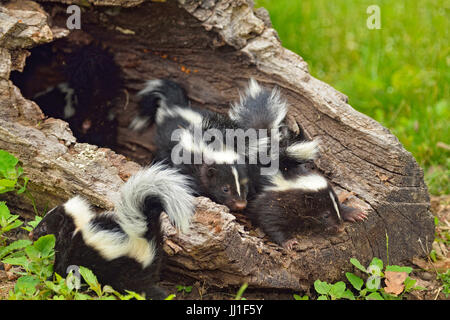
left=222, top=185, right=230, bottom=193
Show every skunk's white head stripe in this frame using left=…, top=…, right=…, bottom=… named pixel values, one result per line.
left=63, top=196, right=95, bottom=231
left=285, top=139, right=320, bottom=161
left=231, top=166, right=241, bottom=196
left=329, top=191, right=342, bottom=221
left=265, top=172, right=329, bottom=192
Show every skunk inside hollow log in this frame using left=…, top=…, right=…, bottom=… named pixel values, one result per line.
left=30, top=163, right=195, bottom=299
left=228, top=79, right=367, bottom=248
left=32, top=43, right=122, bottom=148
left=228, top=79, right=320, bottom=195
left=130, top=79, right=251, bottom=212
left=246, top=170, right=368, bottom=250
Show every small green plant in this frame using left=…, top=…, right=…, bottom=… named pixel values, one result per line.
left=437, top=270, right=450, bottom=298
left=312, top=257, right=424, bottom=300
left=234, top=282, right=248, bottom=300
left=313, top=280, right=355, bottom=300
left=176, top=285, right=192, bottom=294
left=0, top=150, right=153, bottom=300
left=1, top=231, right=150, bottom=300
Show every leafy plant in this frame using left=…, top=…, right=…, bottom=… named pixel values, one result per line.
left=437, top=270, right=449, bottom=298
left=0, top=150, right=38, bottom=221
left=299, top=257, right=425, bottom=300
left=1, top=232, right=151, bottom=300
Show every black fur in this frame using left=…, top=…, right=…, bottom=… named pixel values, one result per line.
left=246, top=182, right=343, bottom=248
left=134, top=79, right=251, bottom=211
left=31, top=205, right=166, bottom=299
left=31, top=164, right=194, bottom=299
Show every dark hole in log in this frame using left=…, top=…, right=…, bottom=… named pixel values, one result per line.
left=10, top=37, right=156, bottom=165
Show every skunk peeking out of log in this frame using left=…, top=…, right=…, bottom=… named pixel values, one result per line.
left=246, top=169, right=367, bottom=250
left=229, top=79, right=367, bottom=249
left=30, top=162, right=195, bottom=299
left=33, top=43, right=122, bottom=148
left=130, top=79, right=251, bottom=212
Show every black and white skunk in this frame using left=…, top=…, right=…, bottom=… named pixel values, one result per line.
left=228, top=79, right=321, bottom=194
left=33, top=43, right=122, bottom=148
left=30, top=162, right=195, bottom=299
left=246, top=170, right=367, bottom=250
left=130, top=79, right=251, bottom=212
left=129, top=79, right=190, bottom=132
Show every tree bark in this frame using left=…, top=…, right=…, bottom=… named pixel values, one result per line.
left=0, top=0, right=434, bottom=291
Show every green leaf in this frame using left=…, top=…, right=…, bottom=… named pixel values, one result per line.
left=74, top=292, right=92, bottom=300
left=403, top=277, right=417, bottom=291
left=0, top=239, right=32, bottom=259
left=2, top=219, right=23, bottom=232
left=346, top=272, right=364, bottom=291
left=0, top=150, right=19, bottom=179
left=314, top=279, right=331, bottom=295
left=122, top=290, right=146, bottom=300
left=0, top=202, right=11, bottom=221
left=385, top=265, right=412, bottom=274
left=293, top=294, right=309, bottom=300
left=329, top=281, right=346, bottom=299
left=79, top=266, right=102, bottom=296
left=366, top=292, right=384, bottom=300
left=430, top=250, right=437, bottom=262
left=350, top=258, right=367, bottom=273
left=164, top=294, right=176, bottom=300
left=0, top=179, right=17, bottom=194
left=14, top=275, right=40, bottom=296
left=2, top=255, right=29, bottom=268
left=26, top=216, right=42, bottom=230
left=33, top=234, right=55, bottom=258
left=342, top=289, right=356, bottom=300
left=317, top=295, right=328, bottom=300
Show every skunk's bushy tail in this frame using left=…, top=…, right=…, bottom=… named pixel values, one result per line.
left=228, top=78, right=287, bottom=131
left=115, top=162, right=196, bottom=237
left=129, top=79, right=189, bottom=131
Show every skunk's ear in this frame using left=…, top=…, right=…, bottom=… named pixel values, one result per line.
left=207, top=167, right=217, bottom=178
left=200, top=164, right=217, bottom=178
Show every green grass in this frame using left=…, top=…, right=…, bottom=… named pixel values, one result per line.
left=257, top=0, right=449, bottom=194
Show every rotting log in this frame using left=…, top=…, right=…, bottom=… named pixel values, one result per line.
left=0, top=0, right=434, bottom=292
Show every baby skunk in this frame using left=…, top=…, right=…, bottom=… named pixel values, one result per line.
left=34, top=43, right=122, bottom=148
left=246, top=171, right=367, bottom=250
left=228, top=79, right=320, bottom=193
left=129, top=79, right=190, bottom=132
left=30, top=162, right=195, bottom=299
left=130, top=79, right=250, bottom=212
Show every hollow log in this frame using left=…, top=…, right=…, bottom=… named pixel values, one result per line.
left=0, top=0, right=434, bottom=292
